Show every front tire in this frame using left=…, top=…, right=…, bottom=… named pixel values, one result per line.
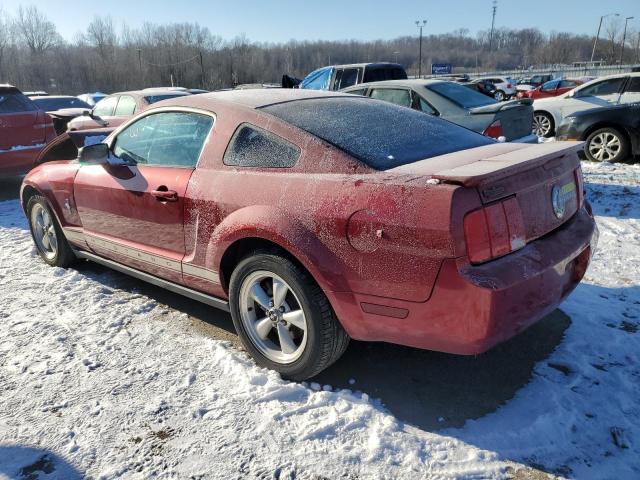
left=27, top=195, right=75, bottom=267
left=229, top=251, right=349, bottom=380
left=585, top=127, right=629, bottom=163
left=494, top=90, right=505, bottom=101
left=533, top=111, right=554, bottom=137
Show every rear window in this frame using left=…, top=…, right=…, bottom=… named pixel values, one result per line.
left=427, top=82, right=496, bottom=109
left=261, top=97, right=493, bottom=170
left=33, top=97, right=91, bottom=111
left=0, top=91, right=37, bottom=114
left=144, top=94, right=188, bottom=104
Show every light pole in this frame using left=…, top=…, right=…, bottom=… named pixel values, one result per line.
left=393, top=51, right=400, bottom=64
left=415, top=20, right=427, bottom=78
left=591, top=13, right=620, bottom=63
left=620, top=16, right=634, bottom=65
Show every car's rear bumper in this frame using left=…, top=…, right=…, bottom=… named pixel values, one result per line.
left=330, top=204, right=598, bottom=354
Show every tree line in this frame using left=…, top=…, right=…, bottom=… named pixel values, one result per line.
left=1, top=5, right=638, bottom=94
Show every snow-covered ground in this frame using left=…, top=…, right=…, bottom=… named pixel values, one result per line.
left=0, top=161, right=639, bottom=480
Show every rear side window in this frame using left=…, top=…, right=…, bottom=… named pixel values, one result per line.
left=224, top=124, right=300, bottom=168
left=93, top=96, right=118, bottom=116
left=334, top=68, right=359, bottom=90
left=346, top=88, right=367, bottom=96
left=262, top=97, right=493, bottom=170
left=114, top=95, right=136, bottom=116
left=143, top=93, right=187, bottom=104
left=370, top=88, right=412, bottom=108
left=625, top=77, right=640, bottom=93
left=0, top=91, right=37, bottom=114
left=363, top=67, right=407, bottom=83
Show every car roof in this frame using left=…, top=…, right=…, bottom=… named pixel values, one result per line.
left=341, top=78, right=449, bottom=90
left=31, top=95, right=78, bottom=100
left=107, top=89, right=191, bottom=98
left=155, top=88, right=354, bottom=111
left=0, top=84, right=20, bottom=92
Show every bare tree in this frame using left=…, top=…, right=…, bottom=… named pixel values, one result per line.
left=14, top=5, right=60, bottom=55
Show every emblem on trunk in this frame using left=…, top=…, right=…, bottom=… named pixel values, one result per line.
left=551, top=182, right=576, bottom=219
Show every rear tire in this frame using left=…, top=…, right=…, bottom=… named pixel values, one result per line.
left=585, top=127, right=629, bottom=163
left=533, top=111, right=554, bottom=138
left=27, top=195, right=75, bottom=268
left=229, top=251, right=349, bottom=381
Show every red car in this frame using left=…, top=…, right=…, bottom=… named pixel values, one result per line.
left=21, top=90, right=598, bottom=380
left=67, top=88, right=191, bottom=132
left=517, top=79, right=583, bottom=100
left=1, top=85, right=56, bottom=176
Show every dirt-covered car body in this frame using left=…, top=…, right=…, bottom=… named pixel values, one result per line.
left=22, top=89, right=597, bottom=358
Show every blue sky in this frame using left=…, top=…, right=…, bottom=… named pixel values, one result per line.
left=1, top=0, right=638, bottom=43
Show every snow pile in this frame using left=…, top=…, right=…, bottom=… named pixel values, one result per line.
left=0, top=161, right=639, bottom=479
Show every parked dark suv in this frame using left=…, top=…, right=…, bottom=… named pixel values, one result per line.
left=299, top=63, right=407, bottom=91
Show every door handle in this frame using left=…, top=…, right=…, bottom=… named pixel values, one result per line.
left=151, top=189, right=178, bottom=202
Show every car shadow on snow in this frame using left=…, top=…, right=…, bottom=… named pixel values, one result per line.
left=586, top=182, right=640, bottom=220
left=0, top=446, right=83, bottom=479
left=313, top=309, right=571, bottom=431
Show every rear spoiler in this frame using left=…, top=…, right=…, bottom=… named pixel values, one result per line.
left=469, top=97, right=533, bottom=115
left=430, top=142, right=583, bottom=187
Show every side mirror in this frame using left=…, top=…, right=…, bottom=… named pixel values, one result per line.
left=78, top=143, right=109, bottom=165
left=82, top=110, right=92, bottom=117
left=568, top=89, right=577, bottom=98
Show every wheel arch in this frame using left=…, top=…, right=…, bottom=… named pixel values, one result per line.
left=208, top=206, right=350, bottom=297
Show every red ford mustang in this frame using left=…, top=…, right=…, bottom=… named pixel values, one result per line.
left=21, top=89, right=598, bottom=380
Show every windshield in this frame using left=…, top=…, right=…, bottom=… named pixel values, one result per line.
left=261, top=97, right=493, bottom=170
left=33, top=97, right=91, bottom=110
left=427, top=82, right=496, bottom=109
left=144, top=93, right=189, bottom=104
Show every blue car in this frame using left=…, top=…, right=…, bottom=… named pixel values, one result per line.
left=299, top=62, right=407, bottom=91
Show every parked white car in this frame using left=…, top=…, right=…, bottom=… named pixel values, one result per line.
left=532, top=73, right=640, bottom=137
left=473, top=76, right=517, bottom=101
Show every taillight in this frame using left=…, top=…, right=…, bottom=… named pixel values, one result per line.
left=574, top=166, right=584, bottom=207
left=463, top=197, right=526, bottom=264
left=507, top=83, right=513, bottom=88
left=483, top=120, right=503, bottom=139
left=34, top=111, right=56, bottom=141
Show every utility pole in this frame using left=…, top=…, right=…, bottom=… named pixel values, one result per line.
left=137, top=48, right=143, bottom=87
left=415, top=20, right=427, bottom=78
left=199, top=51, right=205, bottom=88
left=489, top=1, right=498, bottom=51
left=591, top=13, right=620, bottom=63
left=636, top=32, right=640, bottom=63
left=620, top=17, right=634, bottom=65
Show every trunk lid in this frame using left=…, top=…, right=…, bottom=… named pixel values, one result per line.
left=390, top=141, right=583, bottom=244
left=470, top=98, right=533, bottom=141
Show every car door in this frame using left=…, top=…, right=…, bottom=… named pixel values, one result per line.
left=619, top=76, right=640, bottom=104
left=73, top=110, right=214, bottom=283
left=560, top=76, right=627, bottom=118
left=538, top=80, right=561, bottom=98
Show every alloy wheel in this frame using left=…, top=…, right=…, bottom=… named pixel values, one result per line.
left=30, top=204, right=58, bottom=260
left=533, top=114, right=552, bottom=137
left=238, top=270, right=308, bottom=364
left=588, top=132, right=621, bottom=162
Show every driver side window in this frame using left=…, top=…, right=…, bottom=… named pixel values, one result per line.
left=93, top=96, right=118, bottom=117
left=113, top=111, right=214, bottom=167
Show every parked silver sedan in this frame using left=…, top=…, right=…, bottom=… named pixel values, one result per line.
left=342, top=79, right=537, bottom=143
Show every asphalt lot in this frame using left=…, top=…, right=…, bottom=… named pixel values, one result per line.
left=0, top=175, right=569, bottom=433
